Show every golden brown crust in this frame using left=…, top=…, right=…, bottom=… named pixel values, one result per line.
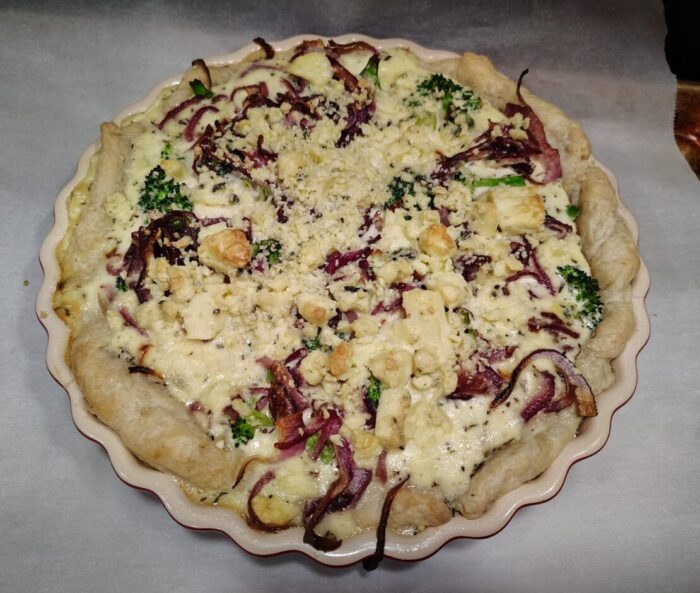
left=455, top=407, right=580, bottom=518
left=388, top=486, right=452, bottom=531
left=576, top=170, right=640, bottom=392
left=55, top=122, right=143, bottom=319
left=71, top=316, right=243, bottom=491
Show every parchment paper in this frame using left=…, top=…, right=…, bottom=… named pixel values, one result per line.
left=1, top=1, right=698, bottom=592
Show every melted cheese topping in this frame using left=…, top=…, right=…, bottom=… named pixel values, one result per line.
left=62, top=42, right=598, bottom=538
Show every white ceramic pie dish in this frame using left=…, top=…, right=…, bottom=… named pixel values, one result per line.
left=37, top=34, right=650, bottom=567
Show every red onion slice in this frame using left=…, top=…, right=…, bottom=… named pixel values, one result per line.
left=291, top=39, right=325, bottom=61
left=302, top=439, right=354, bottom=551
left=520, top=371, right=555, bottom=422
left=485, top=345, right=517, bottom=364
left=362, top=477, right=409, bottom=571
left=307, top=410, right=342, bottom=461
left=324, top=246, right=371, bottom=274
left=447, top=367, right=503, bottom=400
left=326, top=39, right=379, bottom=57
left=119, top=307, right=147, bottom=336
left=543, top=214, right=572, bottom=239
left=231, top=82, right=269, bottom=103
left=376, top=450, right=387, bottom=484
left=157, top=95, right=204, bottom=129
left=253, top=37, right=275, bottom=59
left=184, top=105, right=219, bottom=142
left=454, top=253, right=492, bottom=283
left=491, top=349, right=596, bottom=417
left=246, top=471, right=288, bottom=532
left=506, top=238, right=555, bottom=295
left=326, top=55, right=358, bottom=92
left=528, top=312, right=580, bottom=339
left=503, top=70, right=562, bottom=183
left=273, top=411, right=305, bottom=449
left=258, top=357, right=309, bottom=418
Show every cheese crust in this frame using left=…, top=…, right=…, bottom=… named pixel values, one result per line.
left=53, top=40, right=640, bottom=543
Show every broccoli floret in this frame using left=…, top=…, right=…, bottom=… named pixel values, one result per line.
left=360, top=54, right=381, bottom=88
left=160, top=143, right=172, bottom=160
left=302, top=333, right=322, bottom=351
left=252, top=238, right=282, bottom=264
left=115, top=277, right=128, bottom=292
left=230, top=419, right=255, bottom=446
left=413, top=74, right=482, bottom=126
left=386, top=176, right=414, bottom=209
left=366, top=375, right=383, bottom=409
left=558, top=265, right=603, bottom=329
left=189, top=78, right=213, bottom=98
left=138, top=166, right=192, bottom=212
left=230, top=410, right=274, bottom=447
left=305, top=434, right=335, bottom=463
left=566, top=205, right=580, bottom=219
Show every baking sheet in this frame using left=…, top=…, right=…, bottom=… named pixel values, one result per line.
left=1, top=1, right=699, bottom=591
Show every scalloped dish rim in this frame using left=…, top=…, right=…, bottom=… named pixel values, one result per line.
left=37, top=34, right=651, bottom=567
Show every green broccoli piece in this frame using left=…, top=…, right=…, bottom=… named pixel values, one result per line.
left=160, top=143, right=172, bottom=160
left=230, top=419, right=255, bottom=446
left=252, top=238, right=282, bottom=264
left=413, top=74, right=481, bottom=125
left=557, top=265, right=603, bottom=329
left=566, top=205, right=580, bottom=219
left=305, top=434, right=335, bottom=463
left=471, top=175, right=525, bottom=188
left=116, top=277, right=128, bottom=292
left=230, top=410, right=274, bottom=447
left=360, top=54, right=381, bottom=88
left=138, top=166, right=192, bottom=212
left=461, top=309, right=475, bottom=336
left=386, top=176, right=414, bottom=209
left=366, top=375, right=383, bottom=409
left=189, top=78, right=214, bottom=99
left=302, top=333, right=322, bottom=351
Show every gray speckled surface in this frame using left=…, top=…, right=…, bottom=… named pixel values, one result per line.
left=1, top=1, right=699, bottom=591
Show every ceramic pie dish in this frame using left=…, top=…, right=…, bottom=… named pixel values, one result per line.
left=37, top=34, right=650, bottom=567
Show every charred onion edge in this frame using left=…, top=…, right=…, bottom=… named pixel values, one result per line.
left=126, top=365, right=162, bottom=380
left=232, top=455, right=264, bottom=488
left=515, top=68, right=529, bottom=102
left=191, top=58, right=212, bottom=88
left=362, top=477, right=410, bottom=571
left=491, top=348, right=597, bottom=417
left=326, top=39, right=379, bottom=57
left=302, top=438, right=356, bottom=551
left=253, top=37, right=275, bottom=59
